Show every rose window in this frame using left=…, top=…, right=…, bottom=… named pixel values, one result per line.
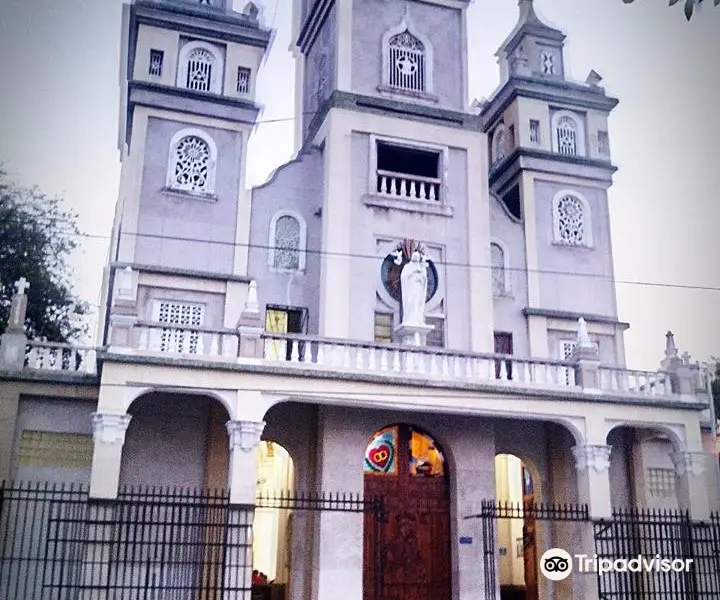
left=556, top=195, right=585, bottom=245
left=173, top=136, right=210, bottom=192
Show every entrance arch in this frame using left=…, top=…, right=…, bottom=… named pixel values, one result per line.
left=495, top=453, right=538, bottom=600
left=363, top=424, right=451, bottom=600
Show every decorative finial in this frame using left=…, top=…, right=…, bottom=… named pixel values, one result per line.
left=665, top=331, right=678, bottom=357
left=14, top=277, right=30, bottom=296
left=576, top=317, right=593, bottom=349
left=244, top=280, right=259, bottom=314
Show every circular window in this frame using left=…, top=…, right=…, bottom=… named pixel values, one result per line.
left=381, top=254, right=438, bottom=303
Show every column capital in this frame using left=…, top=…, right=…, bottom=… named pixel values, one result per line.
left=226, top=420, right=265, bottom=452
left=572, top=444, right=612, bottom=473
left=671, top=451, right=707, bottom=477
left=91, top=412, right=132, bottom=444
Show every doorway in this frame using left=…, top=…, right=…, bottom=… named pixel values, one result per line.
left=495, top=454, right=538, bottom=600
left=363, top=424, right=452, bottom=600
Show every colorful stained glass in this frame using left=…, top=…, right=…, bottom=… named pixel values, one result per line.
left=409, top=429, right=444, bottom=477
left=364, top=427, right=397, bottom=474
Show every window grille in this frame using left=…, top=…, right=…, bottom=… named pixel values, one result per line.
left=149, top=49, right=164, bottom=77
left=152, top=301, right=205, bottom=354
left=556, top=116, right=578, bottom=156
left=388, top=30, right=425, bottom=93
left=529, top=120, right=540, bottom=144
left=186, top=48, right=214, bottom=92
left=237, top=67, right=250, bottom=94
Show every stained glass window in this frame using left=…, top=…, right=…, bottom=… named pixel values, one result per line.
left=364, top=426, right=397, bottom=475
left=409, top=428, right=444, bottom=477
left=273, top=215, right=301, bottom=270
left=173, top=136, right=210, bottom=192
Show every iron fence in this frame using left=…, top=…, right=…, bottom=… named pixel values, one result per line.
left=0, top=482, right=385, bottom=600
left=593, top=507, right=720, bottom=599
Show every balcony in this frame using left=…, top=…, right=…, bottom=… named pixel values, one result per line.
left=376, top=169, right=441, bottom=203
left=5, top=320, right=711, bottom=410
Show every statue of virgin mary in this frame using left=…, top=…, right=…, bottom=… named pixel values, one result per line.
left=400, top=251, right=428, bottom=327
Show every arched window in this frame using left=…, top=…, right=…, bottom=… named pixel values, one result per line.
left=381, top=19, right=433, bottom=95
left=552, top=191, right=592, bottom=247
left=551, top=111, right=585, bottom=157
left=490, top=242, right=508, bottom=296
left=177, top=41, right=223, bottom=94
left=491, top=124, right=508, bottom=165
left=166, top=129, right=218, bottom=195
left=268, top=211, right=307, bottom=271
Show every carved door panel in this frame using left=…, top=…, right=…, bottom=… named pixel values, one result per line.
left=364, top=425, right=451, bottom=600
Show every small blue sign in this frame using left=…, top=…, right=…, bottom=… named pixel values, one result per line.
left=459, top=536, right=473, bottom=545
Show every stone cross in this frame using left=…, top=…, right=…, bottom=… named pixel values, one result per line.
left=14, top=277, right=30, bottom=296
left=8, top=277, right=30, bottom=330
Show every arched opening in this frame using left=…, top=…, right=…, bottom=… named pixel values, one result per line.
left=252, top=440, right=295, bottom=600
left=495, top=453, right=538, bottom=600
left=120, top=392, right=230, bottom=489
left=363, top=424, right=451, bottom=600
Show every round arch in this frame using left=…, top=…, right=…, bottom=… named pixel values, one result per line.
left=605, top=421, right=686, bottom=452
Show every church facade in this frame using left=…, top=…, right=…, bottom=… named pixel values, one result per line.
left=1, top=1, right=719, bottom=600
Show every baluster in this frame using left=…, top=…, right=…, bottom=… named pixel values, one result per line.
left=465, top=357, right=474, bottom=380
left=51, top=349, right=62, bottom=370
left=343, top=346, right=352, bottom=368
left=316, top=343, right=325, bottom=366
left=404, top=352, right=415, bottom=374
left=442, top=355, right=450, bottom=377
left=138, top=327, right=149, bottom=350
left=656, top=375, right=666, bottom=396
left=84, top=349, right=97, bottom=374
left=429, top=354, right=440, bottom=376
left=522, top=362, right=531, bottom=384
left=380, top=348, right=389, bottom=372
left=209, top=333, right=219, bottom=356
left=609, top=370, right=618, bottom=391
left=408, top=180, right=416, bottom=198
left=290, top=341, right=300, bottom=363
left=499, top=360, right=508, bottom=381
left=416, top=353, right=427, bottom=376
left=418, top=182, right=427, bottom=200
left=379, top=176, right=388, bottom=194
left=390, top=176, right=398, bottom=196
left=392, top=350, right=401, bottom=372
left=452, top=357, right=462, bottom=379
left=356, top=347, right=365, bottom=370
left=429, top=184, right=437, bottom=201
left=367, top=348, right=376, bottom=372
left=545, top=364, right=554, bottom=385
left=399, top=178, right=407, bottom=198
left=26, top=347, right=37, bottom=368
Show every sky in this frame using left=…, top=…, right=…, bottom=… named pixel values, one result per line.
left=0, top=0, right=719, bottom=370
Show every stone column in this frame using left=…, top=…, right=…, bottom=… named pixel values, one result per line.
left=671, top=451, right=710, bottom=520
left=89, top=413, right=132, bottom=499
left=224, top=420, right=265, bottom=600
left=571, top=444, right=613, bottom=600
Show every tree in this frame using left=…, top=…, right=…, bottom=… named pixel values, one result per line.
left=0, top=169, right=89, bottom=342
left=623, top=0, right=719, bottom=21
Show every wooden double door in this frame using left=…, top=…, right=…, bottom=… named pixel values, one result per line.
left=363, top=424, right=451, bottom=600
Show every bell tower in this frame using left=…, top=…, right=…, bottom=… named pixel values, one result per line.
left=99, top=0, right=271, bottom=344
left=481, top=0, right=625, bottom=363
left=288, top=0, right=493, bottom=352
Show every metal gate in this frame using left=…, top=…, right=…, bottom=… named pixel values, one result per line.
left=466, top=499, right=589, bottom=599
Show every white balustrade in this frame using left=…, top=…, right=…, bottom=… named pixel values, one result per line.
left=25, top=342, right=97, bottom=374
left=261, top=334, right=580, bottom=390
left=376, top=170, right=441, bottom=202
left=134, top=324, right=233, bottom=359
left=598, top=368, right=671, bottom=397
